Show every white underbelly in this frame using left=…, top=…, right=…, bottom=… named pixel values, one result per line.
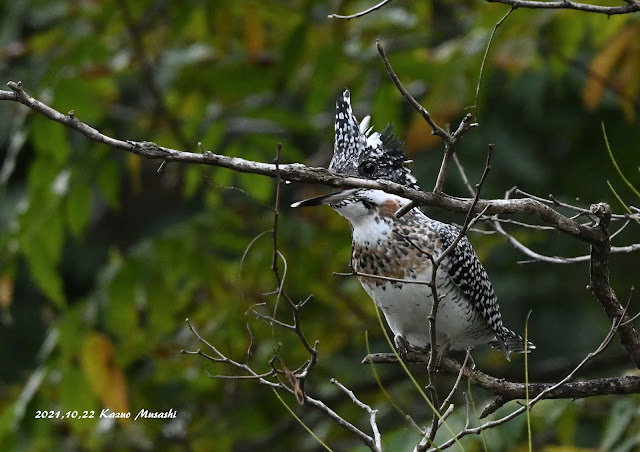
left=362, top=273, right=493, bottom=351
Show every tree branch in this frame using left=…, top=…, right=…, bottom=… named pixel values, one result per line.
left=588, top=204, right=640, bottom=368
left=486, top=0, right=640, bottom=15
left=328, top=0, right=640, bottom=18
left=331, top=378, right=382, bottom=452
left=328, top=0, right=394, bottom=20
left=362, top=351, right=640, bottom=408
left=1, top=82, right=608, bottom=246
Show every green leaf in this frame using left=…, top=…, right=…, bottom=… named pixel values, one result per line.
left=29, top=115, right=70, bottom=165
left=55, top=77, right=112, bottom=124
left=239, top=171, right=274, bottom=203
left=58, top=364, right=99, bottom=436
left=19, top=202, right=66, bottom=308
left=183, top=165, right=204, bottom=198
left=65, top=183, right=92, bottom=237
left=97, top=157, right=121, bottom=209
left=601, top=398, right=636, bottom=450
left=23, top=243, right=66, bottom=308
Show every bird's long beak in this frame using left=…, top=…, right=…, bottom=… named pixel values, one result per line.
left=291, top=189, right=358, bottom=208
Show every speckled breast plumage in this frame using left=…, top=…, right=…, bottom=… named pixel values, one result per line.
left=349, top=200, right=498, bottom=352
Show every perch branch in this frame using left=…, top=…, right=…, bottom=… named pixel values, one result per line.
left=588, top=204, right=640, bottom=368
left=0, top=81, right=611, bottom=245
left=486, top=0, right=640, bottom=15
left=362, top=312, right=640, bottom=421
left=363, top=351, right=640, bottom=401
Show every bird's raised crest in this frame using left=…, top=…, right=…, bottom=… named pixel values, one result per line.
left=329, top=89, right=419, bottom=190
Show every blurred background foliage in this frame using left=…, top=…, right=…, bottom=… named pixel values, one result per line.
left=0, top=0, right=639, bottom=450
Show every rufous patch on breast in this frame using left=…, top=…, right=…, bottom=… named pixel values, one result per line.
left=378, top=199, right=402, bottom=217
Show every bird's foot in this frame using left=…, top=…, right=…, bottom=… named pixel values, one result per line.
left=393, top=334, right=412, bottom=360
left=427, top=342, right=450, bottom=370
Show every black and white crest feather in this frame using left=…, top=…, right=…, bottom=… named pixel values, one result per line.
left=329, top=89, right=419, bottom=190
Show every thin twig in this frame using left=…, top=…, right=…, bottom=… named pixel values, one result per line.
left=440, top=350, right=471, bottom=413
left=334, top=270, right=434, bottom=286
left=432, top=114, right=476, bottom=194
left=452, top=153, right=476, bottom=196
left=331, top=378, right=382, bottom=452
left=328, top=0, right=393, bottom=20
left=471, top=7, right=514, bottom=118
left=376, top=40, right=448, bottom=139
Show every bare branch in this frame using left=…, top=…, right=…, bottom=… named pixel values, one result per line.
left=362, top=352, right=640, bottom=406
left=180, top=319, right=281, bottom=388
left=492, top=219, right=591, bottom=264
left=472, top=7, right=514, bottom=116
left=433, top=314, right=629, bottom=450
left=493, top=219, right=640, bottom=264
left=183, top=318, right=377, bottom=450
left=302, top=393, right=380, bottom=452
left=328, top=0, right=393, bottom=20
left=331, top=378, right=382, bottom=452
left=588, top=204, right=640, bottom=368
left=432, top=113, right=477, bottom=194
left=0, top=81, right=610, bottom=244
left=452, top=153, right=476, bottom=196
left=250, top=310, right=295, bottom=330
left=363, top=311, right=635, bottom=450
left=376, top=41, right=448, bottom=140
left=485, top=0, right=640, bottom=15
left=439, top=351, right=472, bottom=414
left=334, top=270, right=434, bottom=286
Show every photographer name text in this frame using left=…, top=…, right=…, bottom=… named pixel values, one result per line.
left=34, top=408, right=177, bottom=421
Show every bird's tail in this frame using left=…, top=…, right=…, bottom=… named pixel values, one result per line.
left=490, top=327, right=536, bottom=361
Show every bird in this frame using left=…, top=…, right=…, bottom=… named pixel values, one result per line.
left=292, top=88, right=534, bottom=361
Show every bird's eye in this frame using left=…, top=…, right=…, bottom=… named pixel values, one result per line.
left=359, top=160, right=378, bottom=176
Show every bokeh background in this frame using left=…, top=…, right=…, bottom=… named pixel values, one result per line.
left=1, top=0, right=639, bottom=450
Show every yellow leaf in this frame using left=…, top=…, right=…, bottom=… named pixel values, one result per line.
left=244, top=5, right=265, bottom=61
left=404, top=104, right=459, bottom=152
left=126, top=153, right=142, bottom=194
left=215, top=3, right=232, bottom=55
left=81, top=332, right=130, bottom=423
left=405, top=114, right=440, bottom=151
left=611, top=26, right=640, bottom=121
left=0, top=274, right=14, bottom=309
left=541, top=446, right=598, bottom=452
left=583, top=24, right=640, bottom=113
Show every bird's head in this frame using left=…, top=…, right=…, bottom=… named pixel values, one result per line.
left=292, top=89, right=418, bottom=216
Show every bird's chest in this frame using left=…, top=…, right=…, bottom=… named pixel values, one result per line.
left=350, top=221, right=486, bottom=349
left=351, top=215, right=438, bottom=287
